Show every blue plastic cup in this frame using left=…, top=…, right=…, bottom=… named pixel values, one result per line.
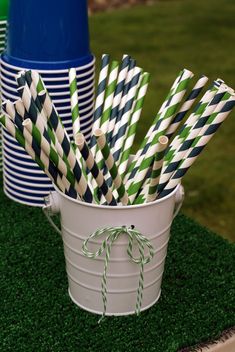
left=5, top=0, right=92, bottom=69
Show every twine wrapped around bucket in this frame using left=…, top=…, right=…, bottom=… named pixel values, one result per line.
left=82, top=225, right=155, bottom=322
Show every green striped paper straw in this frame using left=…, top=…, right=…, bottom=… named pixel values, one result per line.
left=16, top=71, right=47, bottom=121
left=133, top=178, right=150, bottom=205
left=16, top=79, right=47, bottom=130
left=2, top=102, right=77, bottom=198
left=118, top=72, right=150, bottom=178
left=92, top=61, right=120, bottom=185
left=158, top=94, right=235, bottom=199
left=125, top=69, right=194, bottom=197
left=14, top=98, right=69, bottom=170
left=111, top=67, right=142, bottom=165
left=124, top=69, right=193, bottom=186
left=109, top=59, right=136, bottom=148
left=128, top=70, right=184, bottom=165
left=98, top=62, right=140, bottom=197
left=157, top=86, right=228, bottom=195
left=24, top=70, right=48, bottom=121
left=166, top=75, right=209, bottom=140
left=75, top=133, right=117, bottom=206
left=36, top=89, right=94, bottom=203
left=106, top=55, right=131, bottom=144
left=95, top=129, right=129, bottom=206
left=16, top=86, right=72, bottom=175
left=126, top=141, right=163, bottom=204
left=69, top=68, right=80, bottom=138
left=22, top=118, right=83, bottom=195
left=68, top=68, right=85, bottom=167
left=147, top=136, right=169, bottom=202
left=97, top=60, right=119, bottom=136
left=31, top=70, right=45, bottom=94
left=89, top=54, right=110, bottom=151
left=0, top=114, right=72, bottom=195
left=164, top=81, right=222, bottom=165
left=18, top=71, right=66, bottom=158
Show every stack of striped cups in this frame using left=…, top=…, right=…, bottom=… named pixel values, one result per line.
left=0, top=0, right=95, bottom=206
left=0, top=0, right=8, bottom=172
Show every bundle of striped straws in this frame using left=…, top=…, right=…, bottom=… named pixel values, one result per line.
left=1, top=54, right=235, bottom=206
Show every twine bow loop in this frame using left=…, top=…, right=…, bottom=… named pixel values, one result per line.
left=82, top=225, right=155, bottom=321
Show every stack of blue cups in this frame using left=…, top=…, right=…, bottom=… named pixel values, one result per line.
left=0, top=0, right=9, bottom=172
left=0, top=0, right=95, bottom=206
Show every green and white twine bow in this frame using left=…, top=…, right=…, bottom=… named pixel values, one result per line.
left=82, top=225, right=154, bottom=322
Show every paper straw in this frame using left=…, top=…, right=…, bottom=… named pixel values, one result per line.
left=125, top=69, right=194, bottom=199
left=164, top=80, right=222, bottom=164
left=24, top=70, right=48, bottom=121
left=118, top=72, right=150, bottom=178
left=106, top=55, right=131, bottom=143
left=166, top=75, right=209, bottom=139
left=16, top=85, right=69, bottom=168
left=95, top=60, right=138, bottom=193
left=157, top=85, right=227, bottom=195
left=16, top=76, right=48, bottom=130
left=111, top=67, right=142, bottom=165
left=95, top=129, right=129, bottom=205
left=68, top=68, right=84, bottom=165
left=128, top=69, right=184, bottom=165
left=22, top=118, right=80, bottom=191
left=147, top=136, right=169, bottom=202
left=0, top=114, right=75, bottom=196
left=89, top=54, right=110, bottom=149
left=124, top=69, right=194, bottom=186
left=90, top=60, right=120, bottom=181
left=126, top=141, right=163, bottom=204
left=13, top=99, right=29, bottom=120
left=89, top=58, right=118, bottom=157
left=14, top=98, right=67, bottom=167
left=133, top=179, right=150, bottom=205
left=3, top=101, right=74, bottom=194
left=37, top=90, right=94, bottom=203
left=75, top=133, right=117, bottom=206
left=27, top=71, right=83, bottom=168
left=158, top=94, right=235, bottom=198
left=99, top=60, right=119, bottom=135
left=109, top=59, right=136, bottom=145
left=16, top=83, right=79, bottom=175
left=69, top=68, right=80, bottom=138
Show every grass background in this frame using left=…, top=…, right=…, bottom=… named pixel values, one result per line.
left=89, top=0, right=235, bottom=242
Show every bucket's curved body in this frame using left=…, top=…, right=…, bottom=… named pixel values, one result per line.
left=47, top=185, right=183, bottom=316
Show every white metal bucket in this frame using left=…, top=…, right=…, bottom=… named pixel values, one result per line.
left=43, top=184, right=184, bottom=316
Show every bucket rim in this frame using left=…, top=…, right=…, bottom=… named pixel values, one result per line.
left=53, top=183, right=181, bottom=210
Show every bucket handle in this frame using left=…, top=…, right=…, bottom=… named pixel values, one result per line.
left=43, top=192, right=62, bottom=236
left=173, top=184, right=185, bottom=219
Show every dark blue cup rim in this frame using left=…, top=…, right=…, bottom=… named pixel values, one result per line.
left=1, top=53, right=95, bottom=70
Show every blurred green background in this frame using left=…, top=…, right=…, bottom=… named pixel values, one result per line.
left=90, top=0, right=235, bottom=242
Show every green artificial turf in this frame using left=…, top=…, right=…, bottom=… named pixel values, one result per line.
left=89, top=0, right=235, bottom=242
left=0, top=180, right=235, bottom=352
